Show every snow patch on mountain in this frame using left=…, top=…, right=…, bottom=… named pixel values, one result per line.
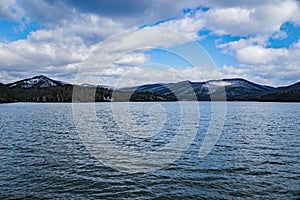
left=8, top=75, right=63, bottom=88
left=206, top=81, right=232, bottom=87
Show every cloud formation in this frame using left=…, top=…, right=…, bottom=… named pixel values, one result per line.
left=219, top=38, right=300, bottom=85
left=202, top=0, right=300, bottom=36
left=0, top=0, right=299, bottom=86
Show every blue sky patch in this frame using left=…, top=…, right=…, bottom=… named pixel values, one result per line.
left=0, top=20, right=39, bottom=41
left=268, top=22, right=300, bottom=48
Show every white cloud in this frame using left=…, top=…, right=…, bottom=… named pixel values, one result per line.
left=95, top=65, right=222, bottom=88
left=0, top=32, right=87, bottom=71
left=0, top=22, right=196, bottom=84
left=155, top=14, right=205, bottom=40
left=203, top=7, right=255, bottom=36
left=1, top=0, right=299, bottom=86
left=235, top=45, right=288, bottom=65
left=146, top=0, right=300, bottom=43
left=73, top=27, right=200, bottom=85
left=218, top=38, right=300, bottom=86
left=29, top=13, right=125, bottom=43
left=0, top=0, right=24, bottom=21
left=203, top=0, right=300, bottom=36
left=0, top=0, right=202, bottom=28
left=271, top=31, right=288, bottom=40
left=115, top=53, right=149, bottom=66
left=64, top=0, right=202, bottom=27
left=0, top=13, right=127, bottom=82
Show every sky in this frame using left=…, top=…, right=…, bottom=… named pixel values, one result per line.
left=0, top=0, right=300, bottom=87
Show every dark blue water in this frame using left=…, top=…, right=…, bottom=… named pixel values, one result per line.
left=0, top=102, right=299, bottom=199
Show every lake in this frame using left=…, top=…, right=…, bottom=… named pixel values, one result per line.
left=0, top=102, right=299, bottom=199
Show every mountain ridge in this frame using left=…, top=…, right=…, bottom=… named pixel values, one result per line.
left=7, top=75, right=66, bottom=88
left=1, top=75, right=299, bottom=102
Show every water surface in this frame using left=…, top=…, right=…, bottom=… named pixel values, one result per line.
left=0, top=102, right=299, bottom=199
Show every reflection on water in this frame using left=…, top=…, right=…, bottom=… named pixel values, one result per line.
left=0, top=102, right=299, bottom=199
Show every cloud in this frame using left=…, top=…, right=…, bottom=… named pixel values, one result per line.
left=0, top=0, right=299, bottom=86
left=0, top=0, right=74, bottom=26
left=0, top=11, right=130, bottom=80
left=64, top=0, right=201, bottom=26
left=0, top=0, right=24, bottom=21
left=235, top=45, right=288, bottom=65
left=70, top=26, right=223, bottom=87
left=271, top=31, right=288, bottom=40
left=94, top=64, right=222, bottom=88
left=0, top=25, right=194, bottom=84
left=1, top=0, right=201, bottom=28
left=156, top=0, right=300, bottom=37
left=74, top=27, right=196, bottom=84
left=203, top=0, right=300, bottom=36
left=218, top=38, right=300, bottom=86
left=154, top=13, right=205, bottom=40
left=115, top=53, right=149, bottom=66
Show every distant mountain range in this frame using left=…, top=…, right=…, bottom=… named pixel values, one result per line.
left=120, top=79, right=278, bottom=101
left=0, top=75, right=299, bottom=103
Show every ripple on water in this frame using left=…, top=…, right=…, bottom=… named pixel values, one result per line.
left=0, top=102, right=299, bottom=199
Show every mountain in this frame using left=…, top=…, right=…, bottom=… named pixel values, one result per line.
left=80, top=83, right=114, bottom=90
left=1, top=75, right=171, bottom=102
left=7, top=75, right=65, bottom=88
left=0, top=83, right=15, bottom=103
left=119, top=78, right=277, bottom=101
left=276, top=81, right=300, bottom=92
left=260, top=82, right=300, bottom=102
left=1, top=75, right=299, bottom=102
